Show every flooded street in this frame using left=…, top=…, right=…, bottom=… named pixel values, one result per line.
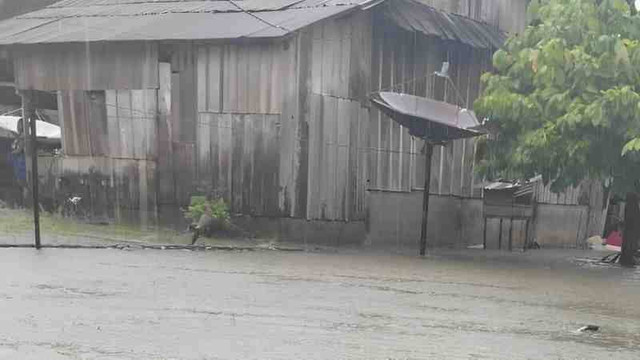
left=0, top=247, right=639, bottom=360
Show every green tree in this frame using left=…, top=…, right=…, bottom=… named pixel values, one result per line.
left=474, top=0, right=640, bottom=266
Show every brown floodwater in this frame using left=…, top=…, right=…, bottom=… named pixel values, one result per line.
left=0, top=247, right=638, bottom=359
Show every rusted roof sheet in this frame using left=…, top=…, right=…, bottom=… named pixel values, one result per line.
left=370, top=92, right=484, bottom=142
left=0, top=0, right=372, bottom=44
left=383, top=0, right=505, bottom=49
left=484, top=182, right=519, bottom=191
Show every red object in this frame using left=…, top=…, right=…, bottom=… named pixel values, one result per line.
left=606, top=230, right=623, bottom=247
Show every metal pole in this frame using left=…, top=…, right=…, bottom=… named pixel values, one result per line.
left=498, top=218, right=503, bottom=250
left=483, top=217, right=487, bottom=249
left=524, top=219, right=530, bottom=251
left=419, top=143, right=434, bottom=256
left=23, top=91, right=41, bottom=249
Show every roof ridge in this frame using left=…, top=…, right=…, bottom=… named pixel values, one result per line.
left=20, top=0, right=361, bottom=20
left=47, top=0, right=230, bottom=9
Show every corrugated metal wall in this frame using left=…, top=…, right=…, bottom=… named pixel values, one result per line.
left=417, top=0, right=528, bottom=33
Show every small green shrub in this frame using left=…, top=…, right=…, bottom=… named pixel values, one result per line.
left=184, top=196, right=230, bottom=224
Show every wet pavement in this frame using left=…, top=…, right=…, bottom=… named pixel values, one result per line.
left=0, top=247, right=639, bottom=359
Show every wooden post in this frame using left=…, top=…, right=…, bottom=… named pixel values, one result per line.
left=419, top=143, right=434, bottom=256
left=508, top=217, right=513, bottom=251
left=22, top=90, right=41, bottom=249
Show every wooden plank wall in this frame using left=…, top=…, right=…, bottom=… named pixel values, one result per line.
left=156, top=62, right=174, bottom=205
left=145, top=43, right=200, bottom=206
left=304, top=11, right=372, bottom=221
left=534, top=181, right=582, bottom=206
left=307, top=94, right=370, bottom=221
left=59, top=156, right=156, bottom=223
left=196, top=41, right=295, bottom=115
left=57, top=88, right=158, bottom=222
left=57, top=91, right=106, bottom=157
left=14, top=42, right=158, bottom=91
left=369, top=15, right=493, bottom=199
left=194, top=38, right=298, bottom=216
left=57, top=89, right=156, bottom=159
left=197, top=113, right=280, bottom=215
left=105, top=89, right=157, bottom=160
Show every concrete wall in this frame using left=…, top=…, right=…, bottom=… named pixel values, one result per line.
left=365, top=190, right=483, bottom=251
left=533, top=204, right=589, bottom=248
left=366, top=190, right=592, bottom=251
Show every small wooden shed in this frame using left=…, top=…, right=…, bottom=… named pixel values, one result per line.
left=483, top=181, right=535, bottom=250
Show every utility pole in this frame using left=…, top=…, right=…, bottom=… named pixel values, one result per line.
left=21, top=90, right=41, bottom=249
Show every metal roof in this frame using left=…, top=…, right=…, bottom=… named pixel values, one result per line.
left=0, top=0, right=370, bottom=44
left=383, top=0, right=505, bottom=49
left=0, top=115, right=61, bottom=141
left=0, top=0, right=504, bottom=46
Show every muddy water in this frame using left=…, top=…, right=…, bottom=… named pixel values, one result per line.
left=0, top=248, right=638, bottom=359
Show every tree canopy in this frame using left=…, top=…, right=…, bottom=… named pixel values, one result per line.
left=474, top=0, right=640, bottom=194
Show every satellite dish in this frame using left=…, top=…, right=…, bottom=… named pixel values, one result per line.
left=434, top=62, right=450, bottom=78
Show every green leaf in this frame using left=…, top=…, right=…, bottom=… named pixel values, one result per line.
left=622, top=138, right=640, bottom=155
left=493, top=49, right=512, bottom=71
left=475, top=0, right=640, bottom=196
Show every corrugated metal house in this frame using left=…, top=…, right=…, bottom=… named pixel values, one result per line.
left=0, top=0, right=532, bottom=247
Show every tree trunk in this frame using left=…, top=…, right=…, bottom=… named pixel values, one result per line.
left=626, top=0, right=638, bottom=16
left=620, top=192, right=639, bottom=267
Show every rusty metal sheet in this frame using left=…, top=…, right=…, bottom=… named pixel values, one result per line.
left=382, top=0, right=505, bottom=49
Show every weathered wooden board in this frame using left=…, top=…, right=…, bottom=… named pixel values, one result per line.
left=103, top=89, right=157, bottom=160
left=195, top=112, right=281, bottom=216
left=14, top=42, right=158, bottom=91
left=87, top=92, right=108, bottom=157
left=197, top=113, right=213, bottom=189
left=157, top=62, right=175, bottom=205
left=197, top=41, right=294, bottom=115
left=58, top=92, right=98, bottom=157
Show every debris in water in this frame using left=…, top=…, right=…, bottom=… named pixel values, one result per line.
left=577, top=325, right=599, bottom=332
